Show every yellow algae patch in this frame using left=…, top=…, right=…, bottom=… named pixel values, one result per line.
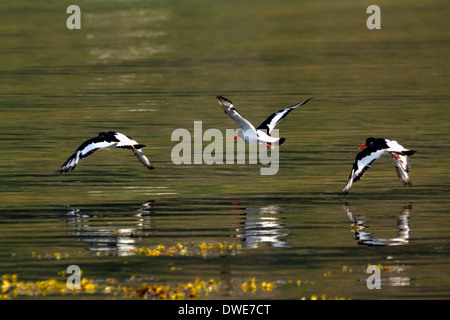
left=1, top=273, right=275, bottom=300
left=0, top=274, right=97, bottom=299
left=132, top=242, right=242, bottom=258
left=241, top=278, right=274, bottom=294
left=367, top=263, right=408, bottom=272
left=301, top=294, right=350, bottom=300
left=341, top=265, right=352, bottom=273
left=16, top=242, right=243, bottom=261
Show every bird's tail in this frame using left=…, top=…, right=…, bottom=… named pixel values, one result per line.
left=278, top=138, right=286, bottom=146
left=402, top=150, right=416, bottom=156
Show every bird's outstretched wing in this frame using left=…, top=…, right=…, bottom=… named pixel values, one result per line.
left=132, top=148, right=154, bottom=170
left=392, top=154, right=411, bottom=185
left=340, top=148, right=386, bottom=195
left=217, top=96, right=257, bottom=133
left=57, top=134, right=120, bottom=173
left=257, top=97, right=312, bottom=134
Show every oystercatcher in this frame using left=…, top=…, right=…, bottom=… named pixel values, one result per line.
left=57, top=131, right=154, bottom=173
left=340, top=138, right=416, bottom=195
left=343, top=202, right=411, bottom=246
left=217, top=96, right=312, bottom=148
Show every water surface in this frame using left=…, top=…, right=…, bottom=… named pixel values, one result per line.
left=0, top=0, right=449, bottom=300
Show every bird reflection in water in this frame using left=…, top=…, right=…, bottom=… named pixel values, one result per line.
left=64, top=200, right=154, bottom=256
left=231, top=203, right=289, bottom=249
left=343, top=202, right=411, bottom=246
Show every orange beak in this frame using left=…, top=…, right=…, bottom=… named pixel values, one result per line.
left=232, top=136, right=238, bottom=141
left=358, top=144, right=367, bottom=150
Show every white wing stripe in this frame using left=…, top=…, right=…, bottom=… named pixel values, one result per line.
left=115, top=132, right=139, bottom=147
left=265, top=109, right=292, bottom=133
left=80, top=141, right=116, bottom=158
left=256, top=129, right=282, bottom=143
left=353, top=149, right=385, bottom=179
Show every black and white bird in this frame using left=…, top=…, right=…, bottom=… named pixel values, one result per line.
left=340, top=138, right=416, bottom=195
left=217, top=96, right=312, bottom=149
left=57, top=131, right=154, bottom=173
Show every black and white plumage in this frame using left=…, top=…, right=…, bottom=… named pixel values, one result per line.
left=340, top=138, right=416, bottom=195
left=57, top=131, right=154, bottom=173
left=217, top=96, right=312, bottom=148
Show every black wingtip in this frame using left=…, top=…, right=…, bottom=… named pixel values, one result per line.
left=56, top=167, right=72, bottom=174
left=292, top=97, right=313, bottom=108
left=304, top=97, right=313, bottom=104
left=217, top=95, right=231, bottom=103
left=278, top=138, right=286, bottom=146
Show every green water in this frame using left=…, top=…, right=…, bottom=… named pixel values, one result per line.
left=0, top=0, right=449, bottom=300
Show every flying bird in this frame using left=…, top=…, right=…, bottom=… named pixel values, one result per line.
left=340, top=138, right=416, bottom=195
left=217, top=96, right=312, bottom=149
left=57, top=131, right=154, bottom=173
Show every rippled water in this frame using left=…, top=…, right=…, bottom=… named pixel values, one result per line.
left=0, top=0, right=449, bottom=300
